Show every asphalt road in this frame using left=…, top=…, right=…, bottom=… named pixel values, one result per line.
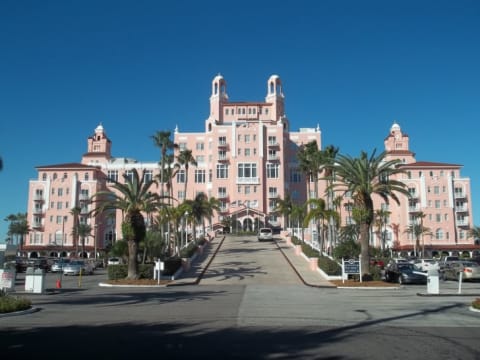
left=1, top=235, right=480, bottom=359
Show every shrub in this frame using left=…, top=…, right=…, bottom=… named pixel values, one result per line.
left=0, top=291, right=31, bottom=314
left=472, top=298, right=480, bottom=310
left=162, top=257, right=182, bottom=275
left=180, top=241, right=199, bottom=258
left=301, top=243, right=320, bottom=258
left=318, top=256, right=342, bottom=276
left=291, top=236, right=302, bottom=245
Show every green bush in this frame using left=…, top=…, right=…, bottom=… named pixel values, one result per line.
left=107, top=264, right=127, bottom=280
left=318, top=256, right=342, bottom=276
left=180, top=241, right=199, bottom=258
left=0, top=291, right=31, bottom=314
left=301, top=243, right=320, bottom=258
left=291, top=236, right=302, bottom=245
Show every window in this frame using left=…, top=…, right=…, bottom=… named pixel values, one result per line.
left=435, top=229, right=444, bottom=240
left=209, top=169, right=212, bottom=182
left=58, top=188, right=63, bottom=196
left=218, top=187, right=227, bottom=198
left=269, top=187, right=277, bottom=197
left=216, top=164, right=228, bottom=179
left=436, top=213, right=441, bottom=222
left=124, top=170, right=134, bottom=183
left=196, top=155, right=205, bottom=163
left=196, top=142, right=204, bottom=151
left=177, top=191, right=185, bottom=200
left=244, top=148, right=250, bottom=156
left=268, top=149, right=277, bottom=160
left=84, top=172, right=89, bottom=181
left=139, top=170, right=150, bottom=183
left=42, top=173, right=47, bottom=181
left=266, top=163, right=279, bottom=178
left=177, top=169, right=186, bottom=183
left=178, top=142, right=187, bottom=151
left=408, top=187, right=416, bottom=196
left=107, top=170, right=118, bottom=183
left=268, top=136, right=277, bottom=145
left=434, top=186, right=440, bottom=194
left=219, top=150, right=227, bottom=160
left=245, top=135, right=250, bottom=143
left=57, top=202, right=62, bottom=210
left=290, top=168, right=301, bottom=183
left=435, top=200, right=441, bottom=208
left=245, top=186, right=251, bottom=194
left=195, top=169, right=206, bottom=183
left=218, top=136, right=227, bottom=145
left=238, top=163, right=257, bottom=178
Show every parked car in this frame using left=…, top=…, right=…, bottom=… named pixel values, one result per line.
left=258, top=228, right=273, bottom=241
left=107, top=257, right=123, bottom=265
left=412, top=258, right=438, bottom=272
left=385, top=262, right=427, bottom=284
left=440, top=261, right=480, bottom=281
left=63, top=260, right=94, bottom=276
left=51, top=258, right=71, bottom=273
left=27, top=258, right=51, bottom=272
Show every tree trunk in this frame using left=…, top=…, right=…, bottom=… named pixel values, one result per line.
left=359, top=222, right=370, bottom=277
left=127, top=240, right=139, bottom=279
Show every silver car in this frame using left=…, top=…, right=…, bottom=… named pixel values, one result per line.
left=51, top=259, right=71, bottom=273
left=258, top=228, right=273, bottom=241
left=441, top=261, right=480, bottom=281
left=63, top=260, right=94, bottom=276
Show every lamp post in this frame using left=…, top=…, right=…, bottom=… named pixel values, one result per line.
left=94, top=223, right=101, bottom=261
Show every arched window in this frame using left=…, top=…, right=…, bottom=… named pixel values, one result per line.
left=84, top=173, right=89, bottom=181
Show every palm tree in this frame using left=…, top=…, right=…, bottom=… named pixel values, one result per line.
left=70, top=207, right=81, bottom=255
left=275, top=194, right=293, bottom=229
left=304, top=198, right=339, bottom=253
left=151, top=131, right=176, bottom=198
left=76, top=223, right=92, bottom=258
left=374, top=208, right=391, bottom=251
left=176, top=148, right=197, bottom=200
left=91, top=168, right=164, bottom=279
left=183, top=193, right=214, bottom=242
left=297, top=141, right=322, bottom=202
left=320, top=145, right=340, bottom=250
left=328, top=149, right=410, bottom=276
left=290, top=203, right=307, bottom=242
left=4, top=213, right=29, bottom=249
left=404, top=220, right=432, bottom=258
left=468, top=226, right=480, bottom=244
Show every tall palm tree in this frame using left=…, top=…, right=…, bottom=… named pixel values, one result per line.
left=320, top=145, right=340, bottom=250
left=374, top=208, right=391, bottom=251
left=328, top=149, right=410, bottom=276
left=76, top=223, right=92, bottom=258
left=91, top=168, right=164, bottom=279
left=70, top=206, right=81, bottom=255
left=404, top=221, right=432, bottom=258
left=290, top=203, right=307, bottom=242
left=275, top=194, right=293, bottom=229
left=297, top=141, right=322, bottom=202
left=304, top=198, right=339, bottom=253
left=183, top=193, right=212, bottom=242
left=151, top=131, right=176, bottom=198
left=176, top=148, right=197, bottom=201
left=4, top=213, right=29, bottom=249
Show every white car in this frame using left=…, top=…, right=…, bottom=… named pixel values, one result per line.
left=63, top=260, right=94, bottom=276
left=412, top=258, right=438, bottom=272
left=107, top=257, right=123, bottom=265
left=258, top=228, right=273, bottom=241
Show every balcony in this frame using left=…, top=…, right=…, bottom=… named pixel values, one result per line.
left=454, top=191, right=467, bottom=199
left=267, top=155, right=279, bottom=161
left=33, top=208, right=44, bottom=215
left=455, top=206, right=468, bottom=213
left=268, top=192, right=278, bottom=198
left=218, top=155, right=229, bottom=162
left=218, top=141, right=228, bottom=148
left=408, top=206, right=421, bottom=213
left=79, top=193, right=90, bottom=201
left=236, top=177, right=260, bottom=185
left=457, top=220, right=469, bottom=227
left=32, top=221, right=43, bottom=229
left=268, top=141, right=280, bottom=147
left=34, top=194, right=45, bottom=202
left=217, top=193, right=228, bottom=199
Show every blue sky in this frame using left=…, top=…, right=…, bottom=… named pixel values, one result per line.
left=1, top=0, right=479, bottom=241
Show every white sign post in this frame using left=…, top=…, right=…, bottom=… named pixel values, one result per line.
left=154, top=260, right=164, bottom=285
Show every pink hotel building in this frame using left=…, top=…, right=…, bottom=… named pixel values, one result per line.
left=24, top=74, right=478, bottom=258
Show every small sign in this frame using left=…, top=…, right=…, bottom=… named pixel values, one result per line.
left=344, top=258, right=360, bottom=274
left=0, top=270, right=14, bottom=290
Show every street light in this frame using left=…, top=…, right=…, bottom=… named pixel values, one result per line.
left=94, top=223, right=101, bottom=261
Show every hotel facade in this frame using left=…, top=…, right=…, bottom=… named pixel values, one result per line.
left=23, top=74, right=478, bottom=258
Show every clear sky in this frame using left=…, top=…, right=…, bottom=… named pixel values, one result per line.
left=1, top=0, right=479, bottom=241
